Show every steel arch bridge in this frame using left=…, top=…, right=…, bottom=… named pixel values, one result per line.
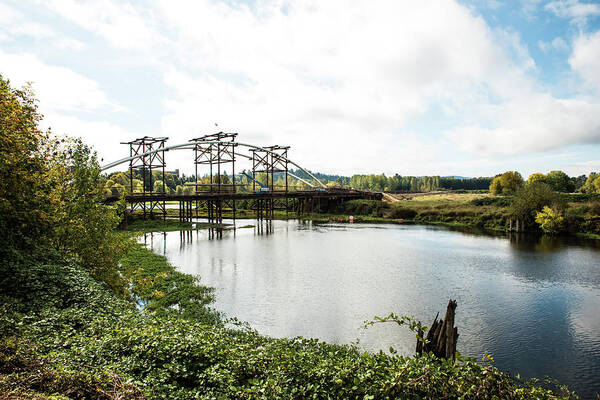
left=102, top=133, right=381, bottom=225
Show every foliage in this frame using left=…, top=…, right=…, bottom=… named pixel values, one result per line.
left=0, top=336, right=145, bottom=400
left=490, top=171, right=524, bottom=195
left=580, top=172, right=600, bottom=194
left=0, top=75, right=53, bottom=248
left=560, top=192, right=600, bottom=203
left=439, top=177, right=493, bottom=191
left=0, top=75, right=132, bottom=293
left=470, top=196, right=514, bottom=207
left=527, top=171, right=575, bottom=193
left=0, top=247, right=122, bottom=316
left=545, top=171, right=575, bottom=193
left=388, top=204, right=418, bottom=219
left=509, top=182, right=564, bottom=229
left=527, top=173, right=546, bottom=185
left=535, top=206, right=565, bottom=234
left=119, top=244, right=221, bottom=324
left=489, top=177, right=503, bottom=195
left=3, top=302, right=575, bottom=400
left=337, top=199, right=391, bottom=217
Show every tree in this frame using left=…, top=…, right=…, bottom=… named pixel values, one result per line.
left=527, top=173, right=546, bottom=185
left=0, top=74, right=132, bottom=293
left=500, top=171, right=523, bottom=194
left=535, top=206, right=564, bottom=234
left=132, top=179, right=144, bottom=193
left=545, top=170, right=575, bottom=193
left=509, top=182, right=564, bottom=229
left=111, top=172, right=129, bottom=187
left=581, top=173, right=599, bottom=193
left=0, top=75, right=53, bottom=246
left=111, top=183, right=125, bottom=196
left=153, top=180, right=165, bottom=193
left=489, top=177, right=502, bottom=195
left=489, top=171, right=523, bottom=195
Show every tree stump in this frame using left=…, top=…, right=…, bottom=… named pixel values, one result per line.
left=416, top=300, right=458, bottom=361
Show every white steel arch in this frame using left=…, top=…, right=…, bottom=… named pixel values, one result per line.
left=100, top=140, right=326, bottom=188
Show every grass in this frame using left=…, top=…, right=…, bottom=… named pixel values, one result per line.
left=118, top=243, right=221, bottom=323
left=406, top=192, right=490, bottom=203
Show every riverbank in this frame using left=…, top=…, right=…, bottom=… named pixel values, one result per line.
left=147, top=192, right=599, bottom=238
left=1, top=238, right=577, bottom=399
left=296, top=193, right=599, bottom=237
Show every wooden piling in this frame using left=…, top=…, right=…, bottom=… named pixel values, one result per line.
left=417, top=300, right=458, bottom=360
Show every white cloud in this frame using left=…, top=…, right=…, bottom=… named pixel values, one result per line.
left=44, top=114, right=142, bottom=164
left=570, top=30, right=600, bottom=92
left=4, top=0, right=599, bottom=175
left=152, top=0, right=543, bottom=173
left=0, top=3, right=85, bottom=50
left=0, top=49, right=138, bottom=160
left=545, top=0, right=600, bottom=25
left=447, top=94, right=600, bottom=155
left=0, top=49, right=118, bottom=114
left=539, top=36, right=569, bottom=52
left=41, top=0, right=163, bottom=51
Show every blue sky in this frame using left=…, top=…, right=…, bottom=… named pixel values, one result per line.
left=1, top=0, right=599, bottom=177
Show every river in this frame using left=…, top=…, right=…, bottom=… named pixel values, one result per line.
left=143, top=220, right=600, bottom=399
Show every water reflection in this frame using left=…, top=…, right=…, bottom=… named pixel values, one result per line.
left=509, top=232, right=600, bottom=252
left=143, top=221, right=600, bottom=399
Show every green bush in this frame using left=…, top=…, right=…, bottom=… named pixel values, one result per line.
left=388, top=205, right=418, bottom=219
left=470, top=197, right=514, bottom=207
left=535, top=206, right=564, bottom=234
left=119, top=244, right=221, bottom=325
left=339, top=200, right=391, bottom=217
left=509, top=182, right=564, bottom=230
left=0, top=336, right=145, bottom=400
left=560, top=193, right=600, bottom=203
left=7, top=305, right=574, bottom=400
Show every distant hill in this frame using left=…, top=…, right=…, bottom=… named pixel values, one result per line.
left=442, top=176, right=471, bottom=180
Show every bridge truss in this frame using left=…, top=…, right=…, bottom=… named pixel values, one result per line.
left=105, top=133, right=381, bottom=228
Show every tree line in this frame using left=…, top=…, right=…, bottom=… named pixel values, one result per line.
left=104, top=168, right=600, bottom=195
left=490, top=170, right=599, bottom=195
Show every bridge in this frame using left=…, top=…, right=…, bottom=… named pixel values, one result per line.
left=102, top=133, right=381, bottom=225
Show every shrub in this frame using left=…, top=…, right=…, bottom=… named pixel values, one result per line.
left=591, top=201, right=600, bottom=216
left=509, top=182, right=564, bottom=229
left=470, top=197, right=513, bottom=207
left=535, top=206, right=564, bottom=234
left=339, top=200, right=390, bottom=217
left=388, top=205, right=418, bottom=219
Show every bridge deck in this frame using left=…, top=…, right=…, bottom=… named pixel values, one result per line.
left=107, top=189, right=382, bottom=203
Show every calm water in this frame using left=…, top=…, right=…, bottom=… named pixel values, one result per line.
left=144, top=220, right=600, bottom=399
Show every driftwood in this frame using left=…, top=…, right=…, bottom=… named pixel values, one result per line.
left=416, top=300, right=458, bottom=361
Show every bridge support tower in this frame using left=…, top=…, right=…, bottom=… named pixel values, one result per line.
left=122, top=136, right=168, bottom=221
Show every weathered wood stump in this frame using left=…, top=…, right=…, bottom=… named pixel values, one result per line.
left=416, top=300, right=458, bottom=361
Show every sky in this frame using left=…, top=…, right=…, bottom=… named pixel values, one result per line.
left=1, top=0, right=600, bottom=178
